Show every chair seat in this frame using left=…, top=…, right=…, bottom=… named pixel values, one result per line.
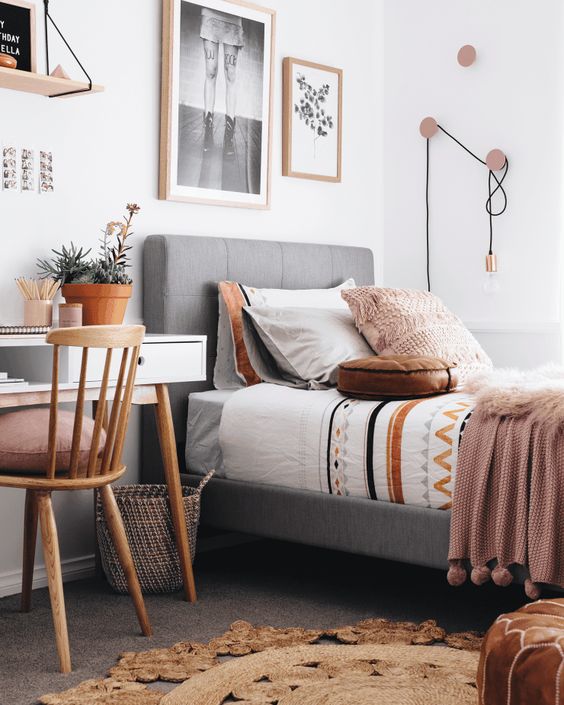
left=0, top=408, right=105, bottom=474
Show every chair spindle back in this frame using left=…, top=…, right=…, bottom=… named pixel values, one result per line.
left=45, top=325, right=145, bottom=480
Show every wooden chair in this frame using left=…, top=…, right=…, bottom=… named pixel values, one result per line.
left=0, top=325, right=152, bottom=673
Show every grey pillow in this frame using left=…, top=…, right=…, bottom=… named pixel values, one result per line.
left=242, top=306, right=374, bottom=389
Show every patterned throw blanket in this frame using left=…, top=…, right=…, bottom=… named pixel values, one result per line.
left=448, top=367, right=564, bottom=597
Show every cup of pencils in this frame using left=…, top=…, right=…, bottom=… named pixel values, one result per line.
left=16, top=278, right=60, bottom=327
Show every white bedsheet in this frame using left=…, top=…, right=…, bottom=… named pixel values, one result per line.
left=219, top=383, right=474, bottom=510
left=186, top=389, right=237, bottom=475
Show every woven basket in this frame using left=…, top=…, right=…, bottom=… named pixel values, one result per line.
left=96, top=470, right=214, bottom=594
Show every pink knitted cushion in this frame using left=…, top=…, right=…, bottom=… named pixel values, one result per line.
left=0, top=408, right=105, bottom=473
left=341, top=287, right=492, bottom=384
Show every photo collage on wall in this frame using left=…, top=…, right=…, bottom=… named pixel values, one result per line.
left=40, top=150, right=54, bottom=193
left=1, top=146, right=54, bottom=194
left=21, top=148, right=34, bottom=192
left=2, top=146, right=17, bottom=191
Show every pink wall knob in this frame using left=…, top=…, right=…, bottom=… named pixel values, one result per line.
left=486, top=149, right=506, bottom=171
left=457, top=45, right=476, bottom=67
left=420, top=117, right=438, bottom=139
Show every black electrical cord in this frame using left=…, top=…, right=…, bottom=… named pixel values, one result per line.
left=425, top=125, right=509, bottom=284
left=486, top=159, right=509, bottom=216
left=437, top=124, right=486, bottom=165
left=425, top=137, right=431, bottom=292
left=488, top=171, right=494, bottom=254
left=487, top=160, right=509, bottom=254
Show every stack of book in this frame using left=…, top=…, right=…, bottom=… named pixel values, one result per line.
left=0, top=372, right=28, bottom=392
left=0, top=325, right=50, bottom=335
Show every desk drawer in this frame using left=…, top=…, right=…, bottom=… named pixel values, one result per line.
left=70, top=340, right=206, bottom=384
left=136, top=342, right=205, bottom=382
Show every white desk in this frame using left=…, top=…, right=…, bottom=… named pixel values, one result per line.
left=0, top=333, right=207, bottom=603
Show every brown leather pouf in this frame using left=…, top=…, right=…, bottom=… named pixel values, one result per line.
left=477, top=599, right=564, bottom=705
left=337, top=354, right=458, bottom=400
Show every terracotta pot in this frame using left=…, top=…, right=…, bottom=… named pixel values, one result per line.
left=61, top=284, right=132, bottom=325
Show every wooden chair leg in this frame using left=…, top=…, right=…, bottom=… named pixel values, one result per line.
left=21, top=489, right=38, bottom=612
left=155, top=383, right=197, bottom=603
left=37, top=492, right=71, bottom=674
left=98, top=484, right=152, bottom=637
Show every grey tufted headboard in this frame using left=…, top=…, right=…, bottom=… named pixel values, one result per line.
left=141, top=234, right=375, bottom=482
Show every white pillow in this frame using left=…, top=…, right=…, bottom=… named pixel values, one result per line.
left=244, top=278, right=355, bottom=309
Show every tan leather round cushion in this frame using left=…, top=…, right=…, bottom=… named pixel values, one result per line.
left=0, top=408, right=104, bottom=473
left=477, top=599, right=564, bottom=705
left=337, top=354, right=458, bottom=400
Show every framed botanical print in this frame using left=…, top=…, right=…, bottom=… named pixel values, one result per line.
left=0, top=0, right=36, bottom=72
left=160, top=0, right=275, bottom=209
left=283, top=57, right=342, bottom=182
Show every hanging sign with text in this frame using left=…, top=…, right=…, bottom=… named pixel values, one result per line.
left=0, top=0, right=36, bottom=72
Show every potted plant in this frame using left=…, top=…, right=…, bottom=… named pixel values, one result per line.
left=37, top=203, right=140, bottom=325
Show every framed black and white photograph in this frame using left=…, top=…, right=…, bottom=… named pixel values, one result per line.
left=160, top=0, right=275, bottom=209
left=283, top=57, right=342, bottom=182
left=0, top=0, right=36, bottom=72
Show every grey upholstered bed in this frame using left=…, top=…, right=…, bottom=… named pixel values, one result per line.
left=143, top=234, right=451, bottom=572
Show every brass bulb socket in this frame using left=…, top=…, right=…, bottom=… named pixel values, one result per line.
left=485, top=253, right=497, bottom=273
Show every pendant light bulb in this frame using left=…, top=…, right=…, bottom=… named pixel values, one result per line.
left=483, top=253, right=500, bottom=295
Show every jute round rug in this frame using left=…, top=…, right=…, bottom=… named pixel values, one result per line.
left=40, top=618, right=482, bottom=705
left=161, top=643, right=479, bottom=705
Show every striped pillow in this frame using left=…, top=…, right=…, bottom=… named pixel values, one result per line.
left=214, top=279, right=355, bottom=389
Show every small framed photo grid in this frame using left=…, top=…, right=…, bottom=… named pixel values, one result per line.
left=282, top=57, right=343, bottom=182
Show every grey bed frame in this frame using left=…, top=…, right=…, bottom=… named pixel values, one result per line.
left=142, top=234, right=451, bottom=572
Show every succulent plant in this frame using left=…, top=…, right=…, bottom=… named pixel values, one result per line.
left=37, top=243, right=92, bottom=285
left=36, top=204, right=139, bottom=286
left=90, top=260, right=133, bottom=285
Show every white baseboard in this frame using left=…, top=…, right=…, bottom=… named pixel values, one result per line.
left=0, top=554, right=95, bottom=598
left=465, top=321, right=560, bottom=334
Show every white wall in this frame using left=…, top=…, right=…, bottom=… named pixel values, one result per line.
left=0, top=0, right=383, bottom=595
left=383, top=0, right=563, bottom=368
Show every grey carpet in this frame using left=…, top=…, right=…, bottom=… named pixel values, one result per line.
left=0, top=538, right=535, bottom=705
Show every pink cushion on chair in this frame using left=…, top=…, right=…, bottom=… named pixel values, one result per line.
left=0, top=409, right=105, bottom=473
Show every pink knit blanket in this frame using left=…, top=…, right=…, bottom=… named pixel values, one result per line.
left=448, top=367, right=564, bottom=598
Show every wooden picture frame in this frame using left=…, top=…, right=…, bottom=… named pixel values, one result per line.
left=0, top=0, right=36, bottom=73
left=283, top=57, right=342, bottom=182
left=160, top=0, right=276, bottom=209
